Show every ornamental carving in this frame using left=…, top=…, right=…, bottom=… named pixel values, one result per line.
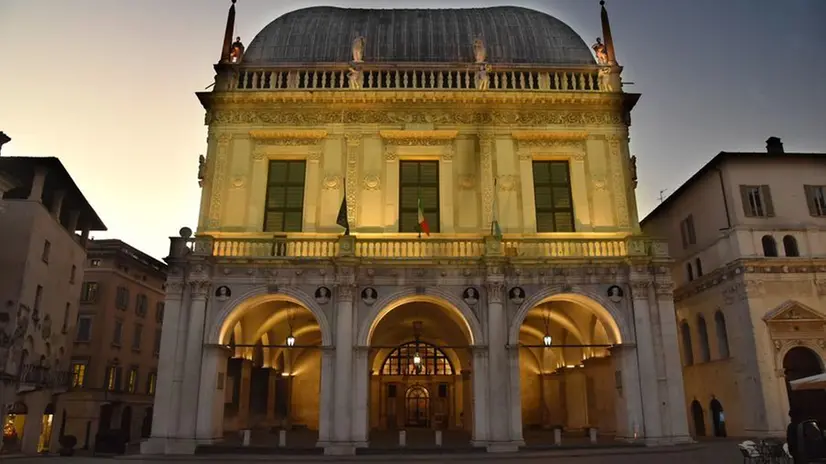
left=166, top=281, right=186, bottom=296
left=486, top=282, right=505, bottom=303
left=379, top=130, right=459, bottom=146
left=496, top=175, right=518, bottom=192
left=479, top=134, right=495, bottom=232
left=458, top=174, right=475, bottom=190
left=344, top=135, right=361, bottom=226
left=210, top=109, right=625, bottom=127
left=654, top=281, right=675, bottom=297
left=230, top=177, right=245, bottom=189
left=189, top=280, right=211, bottom=297
left=511, top=130, right=588, bottom=143
left=322, top=174, right=342, bottom=190
left=248, top=129, right=328, bottom=146
left=607, top=136, right=630, bottom=228
left=208, top=133, right=232, bottom=228
left=362, top=173, right=381, bottom=191
left=629, top=281, right=651, bottom=298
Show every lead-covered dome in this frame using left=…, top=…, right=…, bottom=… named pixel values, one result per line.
left=242, top=6, right=596, bottom=66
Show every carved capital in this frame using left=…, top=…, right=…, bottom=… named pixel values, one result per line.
left=629, top=281, right=651, bottom=299
left=486, top=282, right=505, bottom=303
left=189, top=280, right=211, bottom=297
left=166, top=281, right=186, bottom=297
left=654, top=281, right=675, bottom=297
left=441, top=143, right=455, bottom=162
left=518, top=150, right=532, bottom=161
left=344, top=133, right=363, bottom=147
left=307, top=148, right=323, bottom=162
left=337, top=284, right=355, bottom=300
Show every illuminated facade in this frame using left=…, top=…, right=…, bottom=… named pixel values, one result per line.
left=142, top=3, right=692, bottom=455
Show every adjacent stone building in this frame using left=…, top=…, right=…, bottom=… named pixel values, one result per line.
left=0, top=153, right=106, bottom=454
left=59, top=239, right=166, bottom=451
left=143, top=3, right=692, bottom=455
left=641, top=137, right=826, bottom=438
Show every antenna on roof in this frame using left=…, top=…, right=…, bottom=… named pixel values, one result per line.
left=658, top=189, right=668, bottom=203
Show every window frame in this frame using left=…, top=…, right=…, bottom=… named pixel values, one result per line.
left=112, top=319, right=123, bottom=347
left=75, top=315, right=93, bottom=342
left=804, top=185, right=826, bottom=217
left=740, top=185, right=774, bottom=218
left=80, top=282, right=99, bottom=303
left=380, top=341, right=454, bottom=376
left=70, top=359, right=87, bottom=388
left=398, top=160, right=440, bottom=233
left=532, top=160, right=576, bottom=233
left=263, top=160, right=307, bottom=233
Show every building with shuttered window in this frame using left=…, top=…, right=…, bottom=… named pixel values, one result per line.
left=143, top=3, right=692, bottom=455
left=641, top=137, right=826, bottom=438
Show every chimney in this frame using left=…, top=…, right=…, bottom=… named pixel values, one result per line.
left=0, top=132, right=10, bottom=155
left=766, top=137, right=784, bottom=154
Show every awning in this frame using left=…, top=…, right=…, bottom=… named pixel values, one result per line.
left=790, top=373, right=826, bottom=391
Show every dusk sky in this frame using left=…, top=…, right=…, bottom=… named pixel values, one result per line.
left=1, top=0, right=825, bottom=260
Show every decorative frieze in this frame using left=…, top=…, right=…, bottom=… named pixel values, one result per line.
left=379, top=130, right=458, bottom=146
left=208, top=133, right=232, bottom=229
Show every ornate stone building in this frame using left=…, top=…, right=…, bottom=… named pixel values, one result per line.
left=641, top=138, right=826, bottom=438
left=143, top=3, right=691, bottom=455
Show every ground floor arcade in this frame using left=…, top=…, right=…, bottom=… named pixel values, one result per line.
left=142, top=282, right=692, bottom=455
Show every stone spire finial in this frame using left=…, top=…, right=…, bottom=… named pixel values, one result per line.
left=0, top=132, right=10, bottom=155
left=599, top=0, right=618, bottom=65
left=220, top=0, right=238, bottom=63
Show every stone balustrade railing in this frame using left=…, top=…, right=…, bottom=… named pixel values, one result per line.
left=233, top=66, right=606, bottom=92
left=177, top=235, right=667, bottom=260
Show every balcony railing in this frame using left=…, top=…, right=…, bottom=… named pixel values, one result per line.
left=174, top=235, right=667, bottom=261
left=233, top=66, right=607, bottom=93
left=18, top=364, right=72, bottom=391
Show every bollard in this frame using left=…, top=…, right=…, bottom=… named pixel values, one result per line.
left=399, top=430, right=407, bottom=447
left=242, top=429, right=251, bottom=447
left=589, top=427, right=598, bottom=444
left=435, top=430, right=442, bottom=447
left=279, top=430, right=286, bottom=447
left=554, top=428, right=562, bottom=446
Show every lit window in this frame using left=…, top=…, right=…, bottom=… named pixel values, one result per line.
left=71, top=361, right=87, bottom=387
left=127, top=369, right=138, bottom=393
left=381, top=341, right=454, bottom=376
left=147, top=372, right=157, bottom=395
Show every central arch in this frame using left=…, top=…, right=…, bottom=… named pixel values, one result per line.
left=354, top=287, right=484, bottom=448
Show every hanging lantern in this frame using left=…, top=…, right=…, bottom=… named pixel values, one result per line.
left=286, top=334, right=295, bottom=347
left=413, top=352, right=422, bottom=365
left=543, top=334, right=553, bottom=347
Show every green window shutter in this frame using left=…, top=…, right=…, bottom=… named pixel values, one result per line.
left=263, top=160, right=306, bottom=232
left=804, top=185, right=819, bottom=216
left=761, top=185, right=774, bottom=217
left=739, top=185, right=754, bottom=217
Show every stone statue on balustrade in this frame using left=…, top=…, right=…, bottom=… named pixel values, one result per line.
left=598, top=67, right=615, bottom=92
left=348, top=67, right=363, bottom=89
left=230, top=36, right=245, bottom=63
left=592, top=37, right=609, bottom=65
left=352, top=36, right=366, bottom=63
left=630, top=155, right=638, bottom=189
left=475, top=63, right=491, bottom=90
left=473, top=37, right=487, bottom=64
left=197, top=155, right=206, bottom=187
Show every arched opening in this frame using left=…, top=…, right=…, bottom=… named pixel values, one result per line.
left=784, top=346, right=826, bottom=423
left=783, top=235, right=799, bottom=257
left=691, top=400, right=706, bottom=437
left=762, top=235, right=778, bottom=257
left=709, top=399, right=726, bottom=437
left=98, top=404, right=113, bottom=434
left=37, top=403, right=55, bottom=453
left=2, top=401, right=28, bottom=452
left=120, top=406, right=132, bottom=443
left=141, top=407, right=152, bottom=438
left=714, top=311, right=730, bottom=359
left=696, top=315, right=711, bottom=363
left=680, top=321, right=694, bottom=366
left=366, top=296, right=476, bottom=447
left=516, top=294, right=622, bottom=445
left=217, top=294, right=326, bottom=446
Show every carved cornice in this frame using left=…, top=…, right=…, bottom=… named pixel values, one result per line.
left=675, top=258, right=826, bottom=303
left=248, top=130, right=328, bottom=146
left=511, top=131, right=589, bottom=142
left=379, top=130, right=459, bottom=146
left=210, top=109, right=624, bottom=127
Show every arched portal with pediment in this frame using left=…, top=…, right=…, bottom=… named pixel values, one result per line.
left=353, top=288, right=485, bottom=448
left=508, top=286, right=645, bottom=445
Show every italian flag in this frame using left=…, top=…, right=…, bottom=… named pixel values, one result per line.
left=417, top=197, right=431, bottom=236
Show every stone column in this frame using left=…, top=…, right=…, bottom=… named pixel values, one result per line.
left=629, top=281, right=664, bottom=443
left=383, top=146, right=399, bottom=232
left=303, top=146, right=322, bottom=232
left=484, top=274, right=519, bottom=451
left=317, top=347, right=335, bottom=446
left=195, top=345, right=230, bottom=443
left=507, top=345, right=525, bottom=444
left=439, top=143, right=455, bottom=233
left=176, top=280, right=211, bottom=442
left=461, top=369, right=473, bottom=433
left=351, top=346, right=370, bottom=447
left=471, top=346, right=490, bottom=446
left=28, top=167, right=46, bottom=201
left=329, top=280, right=356, bottom=454
left=653, top=282, right=692, bottom=442
left=237, top=360, right=252, bottom=430
left=611, top=344, right=644, bottom=441
left=570, top=153, right=593, bottom=231
left=517, top=149, right=536, bottom=233
left=141, top=278, right=189, bottom=455
left=266, top=369, right=278, bottom=424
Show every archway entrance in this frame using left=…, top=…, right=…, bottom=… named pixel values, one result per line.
left=691, top=400, right=705, bottom=437
left=784, top=346, right=826, bottom=423
left=366, top=297, right=476, bottom=448
left=516, top=295, right=621, bottom=446
left=217, top=295, right=326, bottom=448
left=710, top=399, right=726, bottom=437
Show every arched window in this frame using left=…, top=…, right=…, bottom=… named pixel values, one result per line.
left=697, top=315, right=711, bottom=363
left=762, top=235, right=778, bottom=257
left=714, top=311, right=730, bottom=359
left=686, top=262, right=694, bottom=282
left=783, top=235, right=800, bottom=257
left=680, top=321, right=694, bottom=366
left=381, top=341, right=454, bottom=376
